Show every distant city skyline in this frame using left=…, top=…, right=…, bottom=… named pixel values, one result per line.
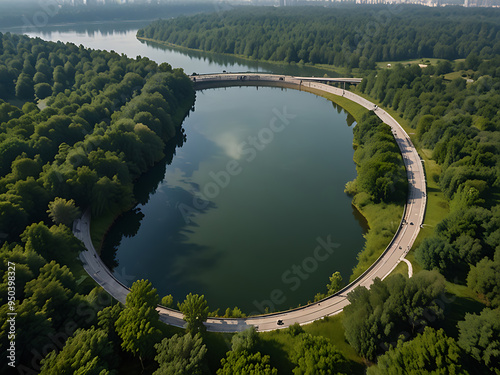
left=10, top=0, right=500, bottom=9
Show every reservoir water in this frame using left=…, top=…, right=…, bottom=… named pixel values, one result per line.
left=15, top=23, right=366, bottom=313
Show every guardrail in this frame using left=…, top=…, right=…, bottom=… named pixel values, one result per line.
left=76, top=73, right=426, bottom=332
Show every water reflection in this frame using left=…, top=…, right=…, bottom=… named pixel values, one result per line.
left=140, top=38, right=342, bottom=78
left=2, top=20, right=150, bottom=36
left=8, top=24, right=366, bottom=311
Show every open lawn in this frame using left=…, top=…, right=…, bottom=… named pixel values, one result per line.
left=390, top=259, right=410, bottom=277
left=439, top=282, right=486, bottom=338
left=258, top=314, right=366, bottom=374
left=376, top=58, right=445, bottom=69
left=349, top=200, right=403, bottom=282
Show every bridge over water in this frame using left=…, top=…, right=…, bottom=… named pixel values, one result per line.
left=191, top=72, right=362, bottom=88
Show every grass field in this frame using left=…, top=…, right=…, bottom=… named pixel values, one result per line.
left=349, top=200, right=404, bottom=282
left=390, top=258, right=410, bottom=277
left=352, top=90, right=450, bottom=251
left=257, top=314, right=366, bottom=374
left=376, top=58, right=444, bottom=69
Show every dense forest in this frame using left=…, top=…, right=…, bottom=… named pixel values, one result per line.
left=2, top=4, right=500, bottom=374
left=352, top=54, right=500, bottom=374
left=137, top=6, right=500, bottom=373
left=359, top=59, right=500, bottom=284
left=0, top=32, right=194, bottom=239
left=0, top=32, right=195, bottom=373
left=138, top=6, right=500, bottom=69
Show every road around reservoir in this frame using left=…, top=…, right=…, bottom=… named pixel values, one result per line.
left=73, top=73, right=427, bottom=333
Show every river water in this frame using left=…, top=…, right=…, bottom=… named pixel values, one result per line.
left=15, top=22, right=366, bottom=313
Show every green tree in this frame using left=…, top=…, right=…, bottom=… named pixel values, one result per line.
left=40, top=327, right=114, bottom=375
left=368, top=327, right=467, bottom=375
left=115, top=279, right=162, bottom=368
left=20, top=222, right=82, bottom=264
left=34, top=82, right=52, bottom=99
left=23, top=267, right=74, bottom=330
left=0, top=198, right=29, bottom=236
left=153, top=333, right=207, bottom=375
left=415, top=236, right=458, bottom=277
left=178, top=293, right=209, bottom=334
left=467, top=255, right=500, bottom=308
left=343, top=271, right=446, bottom=361
left=217, top=351, right=277, bottom=375
left=291, top=333, right=347, bottom=375
left=97, top=303, right=124, bottom=346
left=231, top=326, right=259, bottom=353
left=10, top=156, right=41, bottom=180
left=458, top=308, right=500, bottom=372
left=15, top=72, right=34, bottom=100
left=327, top=271, right=343, bottom=295
left=0, top=299, right=52, bottom=371
left=160, top=294, right=174, bottom=308
left=47, top=197, right=81, bottom=226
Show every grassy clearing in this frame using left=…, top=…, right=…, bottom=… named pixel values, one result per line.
left=303, top=314, right=364, bottom=366
left=405, top=250, right=423, bottom=275
left=443, top=69, right=475, bottom=81
left=258, top=315, right=366, bottom=374
left=376, top=58, right=444, bottom=69
left=258, top=330, right=297, bottom=374
left=439, top=282, right=486, bottom=338
left=204, top=332, right=233, bottom=373
left=90, top=211, right=118, bottom=254
left=303, top=89, right=369, bottom=123
left=416, top=149, right=449, bottom=246
left=349, top=199, right=404, bottom=282
left=390, top=259, right=409, bottom=277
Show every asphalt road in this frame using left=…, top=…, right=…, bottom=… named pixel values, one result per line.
left=74, top=73, right=426, bottom=332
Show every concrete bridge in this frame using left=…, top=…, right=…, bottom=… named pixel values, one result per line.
left=191, top=72, right=362, bottom=89
left=74, top=73, right=426, bottom=333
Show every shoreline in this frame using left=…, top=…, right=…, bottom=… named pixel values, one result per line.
left=76, top=73, right=425, bottom=331
left=137, top=36, right=351, bottom=75
left=91, top=75, right=403, bottom=310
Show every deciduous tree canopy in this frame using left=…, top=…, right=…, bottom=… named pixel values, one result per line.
left=343, top=271, right=446, bottom=361
left=139, top=6, right=500, bottom=69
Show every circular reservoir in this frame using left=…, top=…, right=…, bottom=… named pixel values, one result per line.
left=102, top=86, right=366, bottom=314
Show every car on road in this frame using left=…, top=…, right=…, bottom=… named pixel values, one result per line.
left=277, top=320, right=284, bottom=326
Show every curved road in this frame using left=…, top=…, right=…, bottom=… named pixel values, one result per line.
left=73, top=73, right=426, bottom=333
